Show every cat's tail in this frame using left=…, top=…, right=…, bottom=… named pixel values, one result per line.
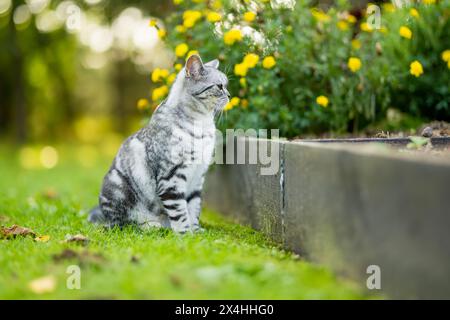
left=88, top=205, right=106, bottom=224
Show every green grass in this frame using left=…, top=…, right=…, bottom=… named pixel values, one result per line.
left=0, top=145, right=368, bottom=299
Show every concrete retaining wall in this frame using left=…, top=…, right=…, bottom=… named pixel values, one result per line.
left=204, top=138, right=450, bottom=299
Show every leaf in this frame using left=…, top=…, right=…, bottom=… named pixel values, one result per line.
left=63, top=234, right=90, bottom=246
left=408, top=136, right=429, bottom=148
left=35, top=235, right=51, bottom=242
left=169, top=274, right=182, bottom=288
left=52, top=249, right=105, bottom=266
left=42, top=188, right=59, bottom=200
left=28, top=275, right=56, bottom=294
left=52, top=249, right=78, bottom=262
left=1, top=225, right=36, bottom=239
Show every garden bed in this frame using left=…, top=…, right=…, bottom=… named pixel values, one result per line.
left=204, top=137, right=450, bottom=299
left=296, top=136, right=450, bottom=149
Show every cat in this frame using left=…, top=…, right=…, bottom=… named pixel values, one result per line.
left=89, top=54, right=230, bottom=233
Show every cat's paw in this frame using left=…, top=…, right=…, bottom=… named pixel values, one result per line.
left=140, top=221, right=164, bottom=231
left=173, top=226, right=204, bottom=235
left=172, top=224, right=191, bottom=234
left=192, top=225, right=205, bottom=233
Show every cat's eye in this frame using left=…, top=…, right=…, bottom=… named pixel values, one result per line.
left=216, top=84, right=223, bottom=90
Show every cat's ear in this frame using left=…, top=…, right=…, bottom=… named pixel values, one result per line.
left=205, top=59, right=219, bottom=69
left=185, top=54, right=205, bottom=80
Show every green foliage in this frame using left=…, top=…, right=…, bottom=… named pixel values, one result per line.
left=153, top=0, right=449, bottom=137
left=366, top=2, right=450, bottom=120
left=0, top=146, right=368, bottom=299
left=407, top=136, right=429, bottom=149
left=0, top=1, right=78, bottom=141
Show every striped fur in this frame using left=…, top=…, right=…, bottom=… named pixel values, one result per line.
left=89, top=55, right=229, bottom=233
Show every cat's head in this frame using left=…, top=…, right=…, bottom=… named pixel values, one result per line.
left=176, top=54, right=230, bottom=114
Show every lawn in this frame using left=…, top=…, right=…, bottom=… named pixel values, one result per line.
left=0, top=145, right=368, bottom=299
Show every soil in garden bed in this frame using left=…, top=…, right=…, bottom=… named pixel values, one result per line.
left=291, top=121, right=450, bottom=160
left=291, top=121, right=450, bottom=140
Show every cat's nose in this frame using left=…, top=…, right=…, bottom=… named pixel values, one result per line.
left=224, top=88, right=231, bottom=98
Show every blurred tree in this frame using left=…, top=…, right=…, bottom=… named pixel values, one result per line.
left=0, top=0, right=172, bottom=144
left=9, top=2, right=26, bottom=143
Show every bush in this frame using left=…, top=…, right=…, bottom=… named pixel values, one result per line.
left=140, top=0, right=449, bottom=138
left=366, top=1, right=450, bottom=121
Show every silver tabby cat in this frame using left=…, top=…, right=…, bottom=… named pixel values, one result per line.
left=89, top=54, right=229, bottom=233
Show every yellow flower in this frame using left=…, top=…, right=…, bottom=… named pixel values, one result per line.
left=234, top=63, right=248, bottom=77
left=262, top=56, right=276, bottom=69
left=410, top=60, right=423, bottom=77
left=399, top=26, right=412, bottom=39
left=175, top=43, right=189, bottom=57
left=311, top=8, right=331, bottom=23
left=173, top=0, right=183, bottom=4
left=183, top=10, right=202, bottom=21
left=230, top=97, right=240, bottom=106
left=186, top=50, right=199, bottom=60
left=160, top=69, right=169, bottom=78
left=351, top=39, right=361, bottom=50
left=348, top=57, right=362, bottom=72
left=447, top=60, right=450, bottom=69
left=157, top=29, right=166, bottom=39
left=441, top=50, right=450, bottom=62
left=360, top=22, right=373, bottom=32
left=243, top=11, right=256, bottom=22
left=207, top=12, right=221, bottom=22
left=151, top=68, right=169, bottom=82
left=183, top=10, right=202, bottom=28
left=212, top=0, right=222, bottom=10
left=224, top=101, right=234, bottom=111
left=175, top=25, right=186, bottom=33
left=183, top=18, right=195, bottom=28
left=151, top=68, right=160, bottom=82
left=410, top=8, right=420, bottom=18
left=239, top=77, right=247, bottom=87
left=152, top=85, right=169, bottom=101
left=224, top=29, right=243, bottom=45
left=383, top=3, right=395, bottom=13
left=137, top=98, right=149, bottom=111
left=337, top=20, right=349, bottom=31
left=243, top=53, right=259, bottom=68
left=422, top=0, right=436, bottom=4
left=174, top=63, right=183, bottom=71
left=167, top=73, right=177, bottom=84
left=149, top=19, right=157, bottom=27
left=316, top=95, right=329, bottom=107
left=241, top=99, right=249, bottom=108
left=347, top=14, right=357, bottom=24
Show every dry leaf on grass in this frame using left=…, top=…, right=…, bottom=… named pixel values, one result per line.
left=52, top=248, right=79, bottom=261
left=42, top=188, right=59, bottom=200
left=52, top=248, right=105, bottom=266
left=63, top=234, right=90, bottom=246
left=28, top=275, right=56, bottom=294
left=1, top=225, right=36, bottom=239
left=170, top=274, right=182, bottom=288
left=35, top=235, right=51, bottom=242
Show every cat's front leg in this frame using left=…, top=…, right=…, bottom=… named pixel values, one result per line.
left=158, top=183, right=193, bottom=234
left=163, top=198, right=191, bottom=234
left=186, top=174, right=205, bottom=232
left=187, top=190, right=202, bottom=231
